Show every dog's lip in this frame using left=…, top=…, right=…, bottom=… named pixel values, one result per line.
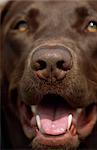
left=77, top=104, right=97, bottom=139
left=34, top=128, right=79, bottom=147
left=18, top=94, right=97, bottom=145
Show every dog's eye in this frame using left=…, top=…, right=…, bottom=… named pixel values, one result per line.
left=14, top=20, right=28, bottom=32
left=86, top=21, right=97, bottom=32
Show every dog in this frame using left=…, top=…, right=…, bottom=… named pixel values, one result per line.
left=1, top=0, right=97, bottom=149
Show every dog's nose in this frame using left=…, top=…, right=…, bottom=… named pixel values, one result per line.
left=31, top=46, right=72, bottom=81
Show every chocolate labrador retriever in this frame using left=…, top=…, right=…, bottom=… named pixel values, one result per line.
left=1, top=0, right=97, bottom=149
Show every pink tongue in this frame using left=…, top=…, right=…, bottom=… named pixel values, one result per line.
left=38, top=104, right=68, bottom=135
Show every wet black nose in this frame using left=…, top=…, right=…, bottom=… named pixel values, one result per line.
left=31, top=45, right=72, bottom=81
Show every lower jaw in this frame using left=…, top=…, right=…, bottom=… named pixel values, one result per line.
left=21, top=108, right=97, bottom=149
left=21, top=118, right=79, bottom=148
left=32, top=129, right=79, bottom=148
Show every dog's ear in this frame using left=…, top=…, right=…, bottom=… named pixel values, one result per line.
left=1, top=1, right=13, bottom=24
left=0, top=1, right=15, bottom=81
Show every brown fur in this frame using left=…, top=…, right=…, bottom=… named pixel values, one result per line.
left=1, top=0, right=97, bottom=149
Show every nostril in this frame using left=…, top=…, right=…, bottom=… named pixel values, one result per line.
left=34, top=60, right=47, bottom=71
left=56, top=60, right=71, bottom=71
left=56, top=60, right=65, bottom=70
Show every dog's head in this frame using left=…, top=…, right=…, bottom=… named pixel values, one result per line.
left=1, top=0, right=97, bottom=149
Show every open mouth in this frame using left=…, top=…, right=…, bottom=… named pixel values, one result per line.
left=18, top=93, right=97, bottom=146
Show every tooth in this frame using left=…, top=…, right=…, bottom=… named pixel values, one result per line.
left=36, top=115, right=45, bottom=133
left=36, top=115, right=41, bottom=129
left=31, top=105, right=37, bottom=114
left=68, top=114, right=72, bottom=130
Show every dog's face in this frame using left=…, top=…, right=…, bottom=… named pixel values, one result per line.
left=1, top=0, right=97, bottom=149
